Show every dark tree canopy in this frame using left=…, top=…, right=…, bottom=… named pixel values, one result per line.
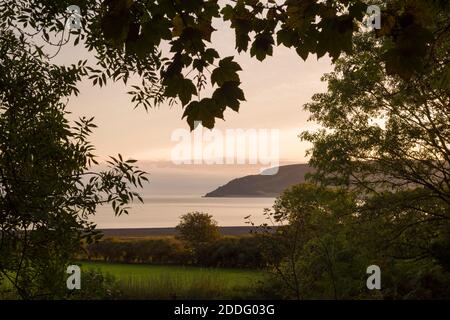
left=1, top=0, right=447, bottom=129
left=301, top=32, right=449, bottom=214
left=298, top=23, right=449, bottom=283
left=0, top=30, right=148, bottom=298
left=244, top=2, right=450, bottom=300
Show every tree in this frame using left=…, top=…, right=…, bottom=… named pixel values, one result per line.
left=257, top=183, right=450, bottom=299
left=293, top=11, right=449, bottom=297
left=1, top=0, right=446, bottom=129
left=0, top=31, right=147, bottom=299
left=1, top=0, right=448, bottom=299
left=176, top=212, right=220, bottom=247
left=302, top=29, right=449, bottom=200
left=300, top=27, right=449, bottom=258
left=256, top=183, right=374, bottom=299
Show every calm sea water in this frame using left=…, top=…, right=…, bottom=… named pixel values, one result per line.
left=91, top=196, right=276, bottom=228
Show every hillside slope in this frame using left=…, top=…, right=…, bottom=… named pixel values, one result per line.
left=204, top=164, right=314, bottom=197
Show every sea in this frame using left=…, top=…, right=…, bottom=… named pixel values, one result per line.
left=91, top=196, right=276, bottom=228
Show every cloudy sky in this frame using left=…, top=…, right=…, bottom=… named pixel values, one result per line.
left=54, top=19, right=333, bottom=195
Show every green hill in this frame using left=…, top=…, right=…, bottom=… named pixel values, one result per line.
left=204, top=164, right=314, bottom=197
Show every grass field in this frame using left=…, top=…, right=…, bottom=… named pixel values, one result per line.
left=81, top=262, right=266, bottom=299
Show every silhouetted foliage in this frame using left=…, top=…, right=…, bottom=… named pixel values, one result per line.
left=1, top=0, right=446, bottom=129
left=256, top=184, right=450, bottom=299
left=301, top=31, right=449, bottom=261
left=83, top=235, right=268, bottom=269
left=176, top=212, right=220, bottom=246
left=1, top=0, right=448, bottom=300
left=86, top=238, right=190, bottom=265
left=0, top=31, right=147, bottom=299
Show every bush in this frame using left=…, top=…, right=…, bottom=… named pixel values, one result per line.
left=176, top=212, right=221, bottom=246
left=85, top=238, right=191, bottom=265
left=83, top=235, right=269, bottom=269
left=197, top=236, right=267, bottom=269
left=65, top=269, right=122, bottom=300
left=255, top=183, right=450, bottom=300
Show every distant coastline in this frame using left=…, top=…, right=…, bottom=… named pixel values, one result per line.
left=204, top=163, right=314, bottom=198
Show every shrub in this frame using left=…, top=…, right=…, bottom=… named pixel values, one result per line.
left=83, top=235, right=270, bottom=269
left=85, top=238, right=191, bottom=265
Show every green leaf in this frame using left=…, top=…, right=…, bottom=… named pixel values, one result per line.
left=172, top=15, right=184, bottom=37
left=141, top=17, right=172, bottom=44
left=250, top=33, right=274, bottom=61
left=101, top=13, right=130, bottom=46
left=212, top=81, right=245, bottom=112
left=203, top=48, right=219, bottom=64
left=164, top=75, right=197, bottom=105
left=316, top=16, right=353, bottom=60
left=236, top=32, right=251, bottom=52
left=100, top=0, right=134, bottom=46
left=295, top=45, right=309, bottom=61
left=178, top=78, right=197, bottom=105
left=211, top=56, right=242, bottom=86
left=197, top=20, right=216, bottom=42
left=182, top=98, right=220, bottom=130
left=221, top=4, right=234, bottom=21
left=277, top=28, right=298, bottom=47
left=348, top=1, right=367, bottom=21
left=383, top=48, right=420, bottom=80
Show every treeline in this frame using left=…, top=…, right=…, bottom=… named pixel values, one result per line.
left=84, top=238, right=188, bottom=265
left=82, top=236, right=268, bottom=269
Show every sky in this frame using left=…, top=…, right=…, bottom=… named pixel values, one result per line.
left=53, top=19, right=333, bottom=195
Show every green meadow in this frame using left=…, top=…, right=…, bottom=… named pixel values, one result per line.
left=81, top=262, right=267, bottom=299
